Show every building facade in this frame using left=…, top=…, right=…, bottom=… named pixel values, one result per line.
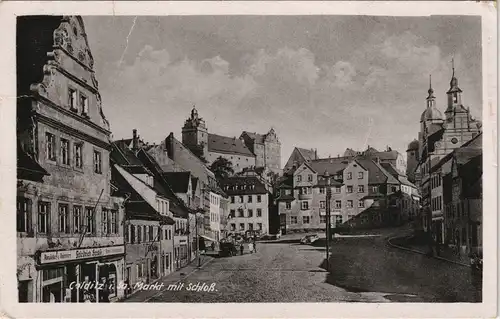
left=220, top=177, right=271, bottom=236
left=277, top=154, right=415, bottom=232
left=240, top=129, right=282, bottom=174
left=16, top=16, right=126, bottom=303
left=411, top=70, right=482, bottom=244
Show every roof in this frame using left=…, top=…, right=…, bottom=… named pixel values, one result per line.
left=276, top=194, right=295, bottom=201
left=407, top=139, right=419, bottom=151
left=110, top=141, right=144, bottom=166
left=309, top=158, right=350, bottom=176
left=296, top=147, right=317, bottom=161
left=356, top=158, right=400, bottom=184
left=379, top=162, right=401, bottom=178
left=432, top=142, right=482, bottom=173
left=219, top=176, right=268, bottom=195
left=162, top=172, right=191, bottom=193
left=241, top=131, right=265, bottom=144
left=111, top=165, right=174, bottom=224
left=17, top=142, right=49, bottom=178
left=208, top=133, right=254, bottom=156
left=372, top=150, right=400, bottom=161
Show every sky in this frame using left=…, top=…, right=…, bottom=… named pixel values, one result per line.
left=83, top=15, right=482, bottom=167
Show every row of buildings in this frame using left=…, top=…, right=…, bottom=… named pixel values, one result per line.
left=16, top=16, right=277, bottom=303
left=276, top=146, right=421, bottom=233
left=408, top=69, right=483, bottom=258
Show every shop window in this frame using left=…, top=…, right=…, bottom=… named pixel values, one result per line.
left=58, top=204, right=70, bottom=233
left=17, top=197, right=32, bottom=233
left=38, top=202, right=50, bottom=234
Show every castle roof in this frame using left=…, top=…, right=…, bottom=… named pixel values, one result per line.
left=208, top=133, right=254, bottom=156
left=296, top=147, right=317, bottom=161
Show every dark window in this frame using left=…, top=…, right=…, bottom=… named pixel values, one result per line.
left=69, top=88, right=77, bottom=111
left=84, top=207, right=95, bottom=234
left=58, top=204, right=69, bottom=233
left=60, top=139, right=70, bottom=165
left=257, top=209, right=262, bottom=217
left=46, top=133, right=56, bottom=161
left=17, top=198, right=32, bottom=233
left=257, top=195, right=262, bottom=203
left=73, top=206, right=82, bottom=233
left=37, top=202, right=50, bottom=234
left=81, top=94, right=89, bottom=115
left=93, top=150, right=102, bottom=174
left=74, top=143, right=83, bottom=168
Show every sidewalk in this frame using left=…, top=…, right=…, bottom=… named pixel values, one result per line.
left=119, top=254, right=215, bottom=302
left=387, top=236, right=470, bottom=267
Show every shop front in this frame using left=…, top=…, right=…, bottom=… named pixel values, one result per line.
left=174, top=236, right=189, bottom=269
left=35, top=245, right=125, bottom=303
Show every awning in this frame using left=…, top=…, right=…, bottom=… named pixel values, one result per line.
left=200, top=234, right=217, bottom=242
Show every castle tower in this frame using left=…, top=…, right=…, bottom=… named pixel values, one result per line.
left=181, top=105, right=208, bottom=158
left=406, top=139, right=419, bottom=183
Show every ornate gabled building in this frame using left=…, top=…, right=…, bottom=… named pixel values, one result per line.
left=181, top=106, right=282, bottom=174
left=16, top=16, right=125, bottom=303
left=410, top=65, right=482, bottom=244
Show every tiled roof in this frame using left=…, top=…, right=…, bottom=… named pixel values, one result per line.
left=208, top=133, right=254, bottom=156
left=276, top=194, right=295, bottom=201
left=309, top=158, right=350, bottom=176
left=162, top=172, right=191, bottom=193
left=355, top=159, right=399, bottom=184
left=373, top=150, right=399, bottom=161
left=111, top=141, right=143, bottom=166
left=380, top=162, right=401, bottom=178
left=219, top=176, right=268, bottom=195
left=241, top=131, right=265, bottom=144
left=296, top=147, right=317, bottom=161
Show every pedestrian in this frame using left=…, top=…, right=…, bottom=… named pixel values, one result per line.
left=253, top=241, right=257, bottom=253
left=240, top=244, right=244, bottom=255
left=211, top=242, right=215, bottom=251
left=248, top=242, right=254, bottom=253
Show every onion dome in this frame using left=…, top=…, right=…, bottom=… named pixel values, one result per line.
left=407, top=139, right=419, bottom=151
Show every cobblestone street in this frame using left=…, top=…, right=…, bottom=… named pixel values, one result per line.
left=124, top=229, right=481, bottom=303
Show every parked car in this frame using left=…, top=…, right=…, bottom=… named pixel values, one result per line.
left=219, top=242, right=238, bottom=257
left=300, top=234, right=319, bottom=245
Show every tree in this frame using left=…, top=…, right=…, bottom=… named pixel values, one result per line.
left=209, top=157, right=234, bottom=181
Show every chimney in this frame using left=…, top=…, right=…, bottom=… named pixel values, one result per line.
left=315, top=148, right=318, bottom=160
left=166, top=132, right=175, bottom=160
left=132, top=129, right=138, bottom=151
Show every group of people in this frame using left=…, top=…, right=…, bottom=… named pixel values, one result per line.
left=239, top=241, right=257, bottom=255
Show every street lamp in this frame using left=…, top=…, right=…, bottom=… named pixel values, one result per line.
left=325, top=171, right=332, bottom=271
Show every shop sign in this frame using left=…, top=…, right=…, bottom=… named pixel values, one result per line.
left=40, top=246, right=125, bottom=264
